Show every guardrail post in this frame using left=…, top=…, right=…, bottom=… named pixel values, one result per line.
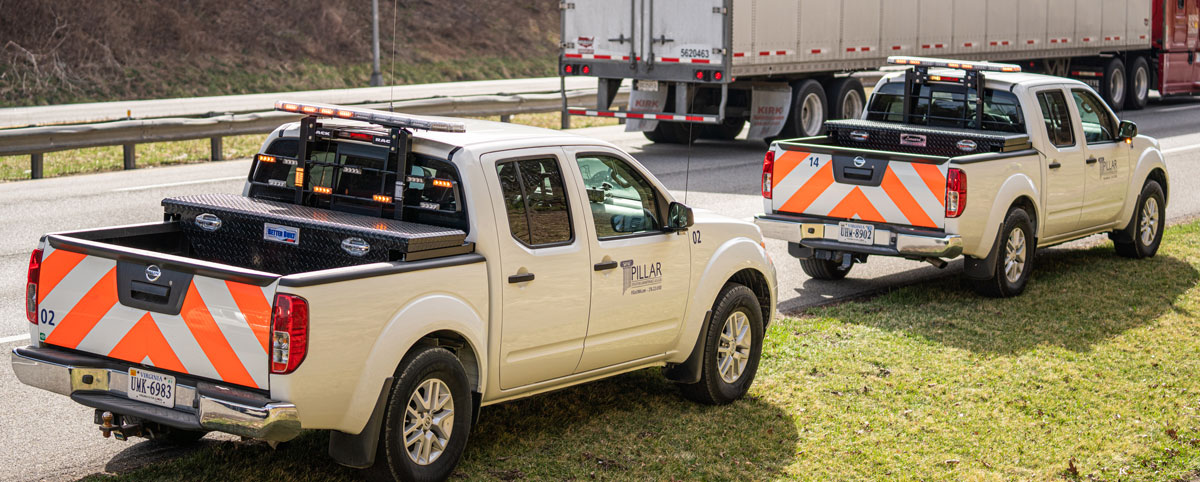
left=123, top=144, right=136, bottom=170
left=210, top=137, right=223, bottom=161
left=500, top=114, right=512, bottom=123
left=560, top=75, right=571, bottom=130
left=30, top=153, right=43, bottom=179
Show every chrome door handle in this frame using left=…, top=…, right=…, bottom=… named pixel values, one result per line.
left=508, top=272, right=535, bottom=283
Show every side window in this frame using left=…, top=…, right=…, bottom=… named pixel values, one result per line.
left=575, top=155, right=661, bottom=238
left=1070, top=89, right=1117, bottom=143
left=495, top=158, right=573, bottom=247
left=1036, top=90, right=1075, bottom=148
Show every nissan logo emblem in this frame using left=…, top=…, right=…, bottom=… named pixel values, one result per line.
left=853, top=156, right=866, bottom=168
left=145, top=265, right=162, bottom=282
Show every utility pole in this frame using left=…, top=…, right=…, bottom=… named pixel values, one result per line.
left=370, top=0, right=383, bottom=86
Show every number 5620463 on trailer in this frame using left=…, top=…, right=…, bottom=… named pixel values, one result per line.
left=12, top=101, right=775, bottom=481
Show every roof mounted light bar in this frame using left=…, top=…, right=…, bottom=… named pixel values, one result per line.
left=887, top=56, right=1022, bottom=73
left=275, top=100, right=466, bottom=133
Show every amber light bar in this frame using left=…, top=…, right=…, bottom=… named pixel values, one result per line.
left=275, top=100, right=466, bottom=133
left=887, top=56, right=1021, bottom=72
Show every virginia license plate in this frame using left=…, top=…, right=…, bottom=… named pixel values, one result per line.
left=837, top=221, right=875, bottom=245
left=127, top=368, right=176, bottom=408
left=636, top=80, right=659, bottom=92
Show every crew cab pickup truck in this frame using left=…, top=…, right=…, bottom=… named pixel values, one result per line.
left=12, top=102, right=775, bottom=481
left=755, top=56, right=1169, bottom=297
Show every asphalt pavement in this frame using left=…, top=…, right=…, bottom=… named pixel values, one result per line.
left=1, top=96, right=1198, bottom=480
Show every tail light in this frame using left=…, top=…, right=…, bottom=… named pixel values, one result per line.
left=761, top=150, right=776, bottom=199
left=270, top=294, right=309, bottom=374
left=26, top=248, right=42, bottom=324
left=946, top=168, right=967, bottom=217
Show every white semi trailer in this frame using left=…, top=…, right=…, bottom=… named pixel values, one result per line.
left=560, top=0, right=1200, bottom=143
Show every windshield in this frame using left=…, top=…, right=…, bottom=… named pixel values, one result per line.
left=866, top=80, right=1026, bottom=133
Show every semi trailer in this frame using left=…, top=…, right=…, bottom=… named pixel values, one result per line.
left=559, top=0, right=1200, bottom=143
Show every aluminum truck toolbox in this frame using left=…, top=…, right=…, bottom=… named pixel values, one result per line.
left=163, top=193, right=468, bottom=274
left=824, top=119, right=1033, bottom=157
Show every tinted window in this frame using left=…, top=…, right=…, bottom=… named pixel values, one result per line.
left=576, top=155, right=661, bottom=238
left=496, top=158, right=573, bottom=247
left=866, top=81, right=1025, bottom=133
left=1070, top=89, right=1117, bottom=143
left=1036, top=90, right=1075, bottom=148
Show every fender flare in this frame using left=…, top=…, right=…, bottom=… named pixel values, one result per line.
left=963, top=174, right=1038, bottom=280
left=1113, top=145, right=1169, bottom=232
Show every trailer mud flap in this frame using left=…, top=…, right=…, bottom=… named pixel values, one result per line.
left=624, top=87, right=669, bottom=132
left=747, top=86, right=792, bottom=140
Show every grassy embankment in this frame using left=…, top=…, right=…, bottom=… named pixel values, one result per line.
left=84, top=222, right=1200, bottom=481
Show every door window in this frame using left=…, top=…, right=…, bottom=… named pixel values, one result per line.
left=575, top=155, right=662, bottom=238
left=496, top=158, right=573, bottom=247
left=1070, top=90, right=1117, bottom=143
left=1036, top=90, right=1075, bottom=148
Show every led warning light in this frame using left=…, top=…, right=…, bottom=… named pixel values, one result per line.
left=372, top=194, right=393, bottom=203
left=313, top=186, right=332, bottom=194
left=301, top=105, right=318, bottom=114
left=295, top=167, right=305, bottom=187
left=282, top=103, right=299, bottom=111
left=275, top=100, right=466, bottom=133
left=431, top=178, right=453, bottom=189
left=887, top=56, right=1021, bottom=73
left=257, top=154, right=277, bottom=163
left=319, top=107, right=335, bottom=115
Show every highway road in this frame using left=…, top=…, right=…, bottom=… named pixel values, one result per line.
left=0, top=96, right=1198, bottom=480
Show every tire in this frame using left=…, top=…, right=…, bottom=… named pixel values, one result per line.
left=778, top=79, right=827, bottom=139
left=970, top=208, right=1036, bottom=298
left=1101, top=57, right=1127, bottom=113
left=1114, top=180, right=1165, bottom=259
left=678, top=283, right=764, bottom=405
left=1124, top=56, right=1150, bottom=110
left=826, top=77, right=866, bottom=120
left=643, top=121, right=700, bottom=144
left=799, top=257, right=852, bottom=280
left=699, top=116, right=746, bottom=140
left=369, top=347, right=473, bottom=482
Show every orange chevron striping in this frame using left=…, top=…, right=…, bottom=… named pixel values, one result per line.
left=772, top=150, right=808, bottom=190
left=45, top=267, right=118, bottom=349
left=180, top=282, right=258, bottom=387
left=37, top=250, right=88, bottom=304
left=779, top=161, right=835, bottom=214
left=881, top=167, right=937, bottom=228
left=225, top=281, right=272, bottom=354
left=108, top=313, right=186, bottom=373
left=911, top=163, right=947, bottom=207
left=827, top=187, right=885, bottom=223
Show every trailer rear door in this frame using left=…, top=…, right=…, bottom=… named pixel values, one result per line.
left=563, top=0, right=638, bottom=63
left=646, top=0, right=726, bottom=66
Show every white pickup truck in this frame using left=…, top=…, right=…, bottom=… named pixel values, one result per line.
left=756, top=56, right=1169, bottom=297
left=12, top=103, right=776, bottom=481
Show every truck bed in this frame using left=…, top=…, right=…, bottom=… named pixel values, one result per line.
left=822, top=119, right=1032, bottom=158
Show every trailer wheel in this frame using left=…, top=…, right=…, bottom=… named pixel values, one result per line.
left=827, top=77, right=866, bottom=121
left=1101, top=57, right=1127, bottom=112
left=699, top=116, right=747, bottom=140
left=1124, top=56, right=1150, bottom=110
left=779, top=80, right=827, bottom=138
left=644, top=122, right=700, bottom=144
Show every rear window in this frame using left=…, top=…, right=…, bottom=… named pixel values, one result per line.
left=866, top=81, right=1026, bottom=133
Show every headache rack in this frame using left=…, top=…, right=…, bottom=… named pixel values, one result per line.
left=247, top=101, right=466, bottom=220
left=881, top=56, right=1024, bottom=133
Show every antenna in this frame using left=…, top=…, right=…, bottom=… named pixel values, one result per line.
left=683, top=89, right=695, bottom=205
left=389, top=0, right=398, bottom=111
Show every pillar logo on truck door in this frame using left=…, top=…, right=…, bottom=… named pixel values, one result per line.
left=621, top=259, right=662, bottom=295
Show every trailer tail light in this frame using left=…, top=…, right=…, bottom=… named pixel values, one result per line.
left=563, top=64, right=589, bottom=75
left=694, top=70, right=720, bottom=82
left=946, top=168, right=967, bottom=218
left=271, top=294, right=309, bottom=374
left=26, top=248, right=42, bottom=324
left=581, top=65, right=590, bottom=75
left=761, top=150, right=775, bottom=199
left=713, top=71, right=723, bottom=81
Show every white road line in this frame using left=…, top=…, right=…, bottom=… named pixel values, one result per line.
left=1163, top=144, right=1200, bottom=155
left=1156, top=104, right=1200, bottom=113
left=0, top=333, right=29, bottom=345
left=112, top=176, right=244, bottom=192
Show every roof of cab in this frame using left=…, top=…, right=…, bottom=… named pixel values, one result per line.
left=878, top=69, right=1090, bottom=91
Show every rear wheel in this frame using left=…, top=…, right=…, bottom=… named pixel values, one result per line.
left=643, top=121, right=700, bottom=144
left=1101, top=57, right=1127, bottom=112
left=779, top=80, right=827, bottom=139
left=799, top=258, right=852, bottom=280
left=1124, top=56, right=1150, bottom=110
left=678, top=283, right=764, bottom=405
left=1114, top=180, right=1165, bottom=258
left=970, top=208, right=1035, bottom=298
left=699, top=116, right=746, bottom=140
left=826, top=77, right=866, bottom=121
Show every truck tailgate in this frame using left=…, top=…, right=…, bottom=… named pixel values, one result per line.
left=36, top=235, right=277, bottom=390
left=768, top=140, right=949, bottom=230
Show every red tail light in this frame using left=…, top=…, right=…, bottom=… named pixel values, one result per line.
left=761, top=150, right=776, bottom=199
left=946, top=168, right=967, bottom=217
left=270, top=294, right=309, bottom=374
left=26, top=248, right=42, bottom=324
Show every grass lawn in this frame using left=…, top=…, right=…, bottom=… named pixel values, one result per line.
left=84, top=222, right=1200, bottom=481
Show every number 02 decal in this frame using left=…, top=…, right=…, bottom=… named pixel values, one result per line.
left=39, top=308, right=55, bottom=326
left=692, top=230, right=701, bottom=244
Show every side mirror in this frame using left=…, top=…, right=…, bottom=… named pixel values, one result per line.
left=1118, top=120, right=1138, bottom=141
left=666, top=202, right=694, bottom=231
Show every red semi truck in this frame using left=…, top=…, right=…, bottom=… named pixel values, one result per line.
left=560, top=0, right=1200, bottom=143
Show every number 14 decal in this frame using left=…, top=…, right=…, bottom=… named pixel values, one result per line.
left=808, top=155, right=820, bottom=167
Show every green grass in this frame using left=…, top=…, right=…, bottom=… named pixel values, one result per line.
left=83, top=223, right=1200, bottom=481
left=0, top=134, right=267, bottom=181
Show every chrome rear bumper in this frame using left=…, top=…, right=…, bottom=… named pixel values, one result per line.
left=754, top=215, right=963, bottom=259
left=11, top=346, right=300, bottom=442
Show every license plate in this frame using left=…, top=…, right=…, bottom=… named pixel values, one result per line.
left=837, top=222, right=875, bottom=245
left=636, top=80, right=659, bottom=92
left=127, top=368, right=176, bottom=409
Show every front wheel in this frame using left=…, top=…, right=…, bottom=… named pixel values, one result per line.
left=1114, top=180, right=1165, bottom=259
left=678, top=283, right=764, bottom=405
left=370, top=347, right=473, bottom=482
left=970, top=208, right=1035, bottom=298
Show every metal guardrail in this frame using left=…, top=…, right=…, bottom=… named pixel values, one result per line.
left=0, top=88, right=626, bottom=179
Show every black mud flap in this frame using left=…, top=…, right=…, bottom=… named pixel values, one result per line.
left=662, top=310, right=712, bottom=385
left=329, top=377, right=393, bottom=469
